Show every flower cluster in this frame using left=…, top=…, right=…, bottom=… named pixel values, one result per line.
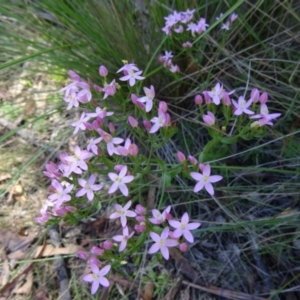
left=196, top=83, right=281, bottom=128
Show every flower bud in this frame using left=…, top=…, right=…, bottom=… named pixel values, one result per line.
left=131, top=93, right=145, bottom=109
left=108, top=122, right=115, bottom=133
left=194, top=94, right=203, bottom=105
left=179, top=242, right=188, bottom=252
left=259, top=92, right=268, bottom=104
left=77, top=251, right=89, bottom=260
left=93, top=84, right=102, bottom=92
left=101, top=240, right=113, bottom=250
left=222, top=92, right=231, bottom=106
left=99, top=65, right=108, bottom=77
left=114, top=164, right=124, bottom=172
left=203, top=91, right=211, bottom=104
left=135, top=204, right=146, bottom=216
left=89, top=256, right=101, bottom=267
left=143, top=120, right=151, bottom=132
left=250, top=88, right=260, bottom=103
left=182, top=41, right=192, bottom=48
left=134, top=224, right=146, bottom=233
left=187, top=155, right=197, bottom=165
left=176, top=151, right=186, bottom=163
left=202, top=111, right=215, bottom=126
left=159, top=101, right=168, bottom=113
left=128, top=144, right=139, bottom=156
left=128, top=116, right=138, bottom=128
left=91, top=246, right=104, bottom=256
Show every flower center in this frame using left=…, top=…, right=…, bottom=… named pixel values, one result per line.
left=203, top=175, right=209, bottom=182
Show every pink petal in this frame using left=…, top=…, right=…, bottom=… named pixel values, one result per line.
left=87, top=190, right=94, bottom=201
left=209, top=175, right=223, bottom=183
left=148, top=243, right=160, bottom=254
left=82, top=274, right=93, bottom=282
left=186, top=222, right=201, bottom=230
left=108, top=182, right=118, bottom=194
left=160, top=245, right=169, bottom=260
left=119, top=166, right=127, bottom=178
left=183, top=230, right=194, bottom=243
left=161, top=227, right=169, bottom=239
left=123, top=175, right=134, bottom=183
left=168, top=220, right=181, bottom=228
left=119, top=183, right=128, bottom=196
left=78, top=178, right=87, bottom=187
left=123, top=200, right=132, bottom=210
left=126, top=210, right=136, bottom=217
left=205, top=182, right=214, bottom=195
left=173, top=228, right=183, bottom=238
left=181, top=212, right=189, bottom=223
left=99, top=277, right=110, bottom=287
left=119, top=240, right=127, bottom=252
left=120, top=215, right=127, bottom=227
left=190, top=172, right=202, bottom=181
left=202, top=164, right=211, bottom=176
left=193, top=181, right=204, bottom=193
left=91, top=280, right=100, bottom=295
left=108, top=172, right=118, bottom=181
left=99, top=265, right=111, bottom=276
left=109, top=212, right=120, bottom=219
left=149, top=232, right=160, bottom=242
left=76, top=189, right=86, bottom=198
left=112, top=235, right=123, bottom=242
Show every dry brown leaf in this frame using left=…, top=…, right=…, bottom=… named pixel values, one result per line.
left=0, top=228, right=35, bottom=253
left=182, top=280, right=268, bottom=300
left=144, top=281, right=154, bottom=300
left=8, top=244, right=83, bottom=260
left=33, top=289, right=50, bottom=300
left=12, top=271, right=33, bottom=295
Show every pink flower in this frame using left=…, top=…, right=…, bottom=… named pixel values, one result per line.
left=48, top=180, right=74, bottom=208
left=148, top=227, right=178, bottom=260
left=86, top=137, right=102, bottom=155
left=168, top=212, right=201, bottom=243
left=202, top=111, right=215, bottom=126
left=77, top=251, right=89, bottom=260
left=108, top=166, right=134, bottom=196
left=190, top=164, right=222, bottom=196
left=137, top=85, right=155, bottom=112
left=232, top=96, right=254, bottom=115
left=101, top=240, right=113, bottom=250
left=82, top=264, right=111, bottom=295
left=196, top=18, right=209, bottom=33
left=119, top=70, right=145, bottom=87
left=98, top=129, right=123, bottom=156
left=64, top=145, right=93, bottom=174
left=86, top=107, right=114, bottom=119
left=159, top=101, right=168, bottom=113
left=117, top=63, right=139, bottom=74
left=249, top=104, right=281, bottom=126
left=77, top=82, right=92, bottom=103
left=131, top=93, right=145, bottom=109
left=112, top=226, right=135, bottom=252
left=182, top=41, right=192, bottom=48
left=207, top=83, right=224, bottom=105
left=71, top=112, right=90, bottom=135
left=76, top=174, right=103, bottom=201
left=149, top=206, right=171, bottom=225
left=116, top=138, right=139, bottom=156
left=102, top=79, right=117, bottom=99
left=179, top=243, right=188, bottom=252
left=149, top=109, right=167, bottom=133
left=109, top=200, right=136, bottom=227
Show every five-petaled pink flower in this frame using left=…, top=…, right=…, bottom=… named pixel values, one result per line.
left=232, top=96, right=254, bottom=115
left=112, top=226, right=135, bottom=252
left=169, top=212, right=201, bottom=243
left=149, top=206, right=171, bottom=225
left=109, top=200, right=136, bottom=227
left=108, top=166, right=134, bottom=197
left=148, top=227, right=178, bottom=260
left=76, top=174, right=103, bottom=201
left=82, top=264, right=111, bottom=295
left=249, top=103, right=281, bottom=126
left=119, top=70, right=145, bottom=87
left=137, top=85, right=155, bottom=112
left=207, top=83, right=224, bottom=105
left=190, top=164, right=222, bottom=196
